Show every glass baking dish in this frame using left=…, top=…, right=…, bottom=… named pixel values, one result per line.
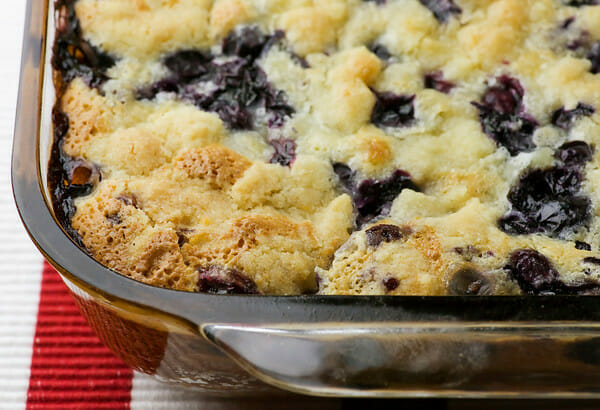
left=12, top=0, right=600, bottom=398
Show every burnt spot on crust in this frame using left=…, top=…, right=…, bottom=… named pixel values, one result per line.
left=197, top=265, right=260, bottom=294
left=136, top=26, right=294, bottom=130
left=365, top=224, right=411, bottom=247
left=333, top=163, right=420, bottom=226
left=52, top=0, right=116, bottom=90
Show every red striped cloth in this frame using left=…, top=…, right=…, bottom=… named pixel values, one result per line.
left=26, top=262, right=133, bottom=409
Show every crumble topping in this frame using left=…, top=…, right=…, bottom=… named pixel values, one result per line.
left=50, top=0, right=600, bottom=295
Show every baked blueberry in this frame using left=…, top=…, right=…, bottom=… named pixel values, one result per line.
left=424, top=71, right=455, bottom=94
left=576, top=241, right=592, bottom=251
left=136, top=27, right=294, bottom=130
left=164, top=50, right=211, bottom=79
left=499, top=166, right=591, bottom=238
left=506, top=249, right=560, bottom=295
left=448, top=268, right=492, bottom=296
left=197, top=266, right=260, bottom=294
left=588, top=41, right=600, bottom=74
left=52, top=1, right=115, bottom=89
left=382, top=276, right=399, bottom=292
left=473, top=76, right=538, bottom=156
left=419, top=0, right=461, bottom=23
left=370, top=91, right=415, bottom=128
left=269, top=139, right=296, bottom=166
left=565, top=0, right=599, bottom=6
left=555, top=141, right=594, bottom=165
left=333, top=164, right=420, bottom=226
left=552, top=103, right=595, bottom=130
left=365, top=224, right=410, bottom=247
left=369, top=43, right=393, bottom=61
left=507, top=249, right=600, bottom=295
left=355, top=170, right=418, bottom=224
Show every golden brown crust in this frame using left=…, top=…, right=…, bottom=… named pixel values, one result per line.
left=175, top=145, right=252, bottom=189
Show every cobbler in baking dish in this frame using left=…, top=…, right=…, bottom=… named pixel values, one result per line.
left=50, top=0, right=600, bottom=295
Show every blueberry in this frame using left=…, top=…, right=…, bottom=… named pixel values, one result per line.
left=424, top=71, right=455, bottom=94
left=588, top=41, right=600, bottom=74
left=369, top=43, right=392, bottom=61
left=552, top=103, right=595, bottom=130
left=365, top=224, right=410, bottom=247
left=453, top=245, right=482, bottom=260
left=269, top=139, right=296, bottom=166
left=212, top=99, right=253, bottom=130
left=334, top=164, right=420, bottom=226
left=164, top=50, right=211, bottom=79
left=64, top=158, right=101, bottom=198
left=507, top=249, right=600, bottom=295
left=448, top=268, right=492, bottom=296
left=382, top=276, right=399, bottom=292
left=473, top=76, right=538, bottom=156
left=356, top=170, right=419, bottom=225
left=481, top=75, right=525, bottom=115
left=506, top=249, right=561, bottom=295
left=52, top=1, right=115, bottom=89
left=473, top=105, right=538, bottom=155
left=52, top=107, right=69, bottom=140
left=197, top=266, right=259, bottom=294
left=116, top=193, right=139, bottom=209
left=555, top=141, right=594, bottom=165
left=584, top=257, right=600, bottom=265
left=576, top=241, right=592, bottom=251
left=176, top=228, right=193, bottom=247
left=363, top=0, right=387, bottom=5
left=565, top=0, right=599, bottom=6
left=135, top=27, right=294, bottom=131
left=333, top=163, right=356, bottom=192
left=370, top=91, right=415, bottom=128
left=499, top=166, right=591, bottom=238
left=222, top=26, right=269, bottom=59
left=419, top=0, right=462, bottom=23
left=136, top=78, right=179, bottom=100
left=561, top=17, right=576, bottom=29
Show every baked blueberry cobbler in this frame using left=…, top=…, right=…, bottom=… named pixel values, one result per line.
left=50, top=0, right=600, bottom=295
